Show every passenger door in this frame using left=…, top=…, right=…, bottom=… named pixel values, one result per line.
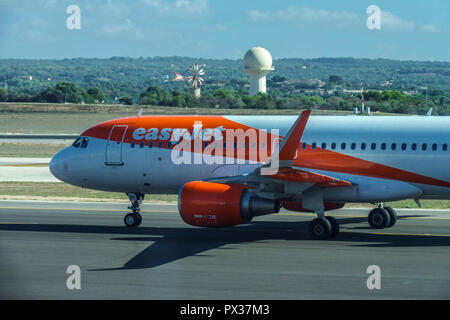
left=105, top=125, right=128, bottom=166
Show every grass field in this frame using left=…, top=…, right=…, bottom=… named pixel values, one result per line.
left=0, top=182, right=177, bottom=203
left=0, top=102, right=400, bottom=134
left=0, top=182, right=449, bottom=208
left=0, top=143, right=68, bottom=158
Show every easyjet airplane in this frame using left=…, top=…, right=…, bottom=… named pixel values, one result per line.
left=49, top=110, right=450, bottom=239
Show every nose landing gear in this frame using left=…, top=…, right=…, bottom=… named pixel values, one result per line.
left=124, top=193, right=144, bottom=227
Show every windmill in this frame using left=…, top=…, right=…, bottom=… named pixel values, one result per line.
left=172, top=64, right=205, bottom=98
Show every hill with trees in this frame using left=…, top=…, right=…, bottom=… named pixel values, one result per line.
left=0, top=57, right=449, bottom=115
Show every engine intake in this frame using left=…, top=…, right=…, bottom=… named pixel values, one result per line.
left=178, top=181, right=280, bottom=228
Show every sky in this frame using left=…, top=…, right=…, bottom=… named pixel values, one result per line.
left=0, top=0, right=449, bottom=61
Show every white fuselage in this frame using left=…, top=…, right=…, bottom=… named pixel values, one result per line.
left=50, top=115, right=450, bottom=203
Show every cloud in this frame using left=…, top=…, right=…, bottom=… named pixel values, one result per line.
left=1, top=17, right=54, bottom=42
left=142, top=0, right=210, bottom=17
left=201, top=23, right=226, bottom=33
left=380, top=11, right=415, bottom=31
left=248, top=6, right=360, bottom=27
left=420, top=24, right=439, bottom=33
left=380, top=11, right=439, bottom=33
left=98, top=19, right=142, bottom=38
left=248, top=6, right=441, bottom=35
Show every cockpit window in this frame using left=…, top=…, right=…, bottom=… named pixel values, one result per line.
left=72, top=137, right=89, bottom=148
left=72, top=137, right=82, bottom=147
left=80, top=137, right=89, bottom=148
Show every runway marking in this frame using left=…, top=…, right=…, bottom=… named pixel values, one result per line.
left=0, top=164, right=48, bottom=167
left=0, top=221, right=29, bottom=224
left=0, top=206, right=177, bottom=214
left=371, top=232, right=450, bottom=237
left=0, top=207, right=449, bottom=220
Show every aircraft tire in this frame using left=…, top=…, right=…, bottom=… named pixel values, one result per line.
left=124, top=212, right=142, bottom=227
left=309, top=218, right=333, bottom=240
left=384, top=206, right=397, bottom=228
left=325, top=216, right=340, bottom=238
left=368, top=208, right=391, bottom=229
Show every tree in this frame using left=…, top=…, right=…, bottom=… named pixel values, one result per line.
left=86, top=87, right=106, bottom=103
left=139, top=85, right=171, bottom=105
left=0, top=88, right=7, bottom=101
left=39, top=82, right=85, bottom=103
left=271, top=75, right=288, bottom=83
left=328, top=75, right=344, bottom=85
left=119, top=95, right=133, bottom=105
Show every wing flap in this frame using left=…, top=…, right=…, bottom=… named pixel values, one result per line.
left=270, top=167, right=352, bottom=188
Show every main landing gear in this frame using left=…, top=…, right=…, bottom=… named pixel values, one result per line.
left=307, top=203, right=398, bottom=240
left=368, top=203, right=397, bottom=229
left=308, top=214, right=340, bottom=240
left=124, top=193, right=144, bottom=227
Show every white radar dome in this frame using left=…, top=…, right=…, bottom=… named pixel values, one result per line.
left=244, top=47, right=274, bottom=71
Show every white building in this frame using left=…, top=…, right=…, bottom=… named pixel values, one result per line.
left=243, top=47, right=274, bottom=96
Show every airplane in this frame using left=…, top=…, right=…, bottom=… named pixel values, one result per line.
left=49, top=110, right=450, bottom=240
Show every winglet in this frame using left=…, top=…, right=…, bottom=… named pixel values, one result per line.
left=263, top=109, right=311, bottom=170
left=278, top=109, right=311, bottom=161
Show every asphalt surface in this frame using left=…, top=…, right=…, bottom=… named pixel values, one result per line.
left=0, top=201, right=449, bottom=299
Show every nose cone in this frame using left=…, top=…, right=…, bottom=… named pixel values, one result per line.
left=49, top=150, right=66, bottom=182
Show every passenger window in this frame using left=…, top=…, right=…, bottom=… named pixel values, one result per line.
left=131, top=142, right=135, bottom=148
left=432, top=143, right=437, bottom=151
left=321, top=142, right=326, bottom=149
left=391, top=143, right=396, bottom=150
left=140, top=141, right=145, bottom=148
left=158, top=142, right=162, bottom=148
left=401, top=143, right=407, bottom=150
left=72, top=137, right=82, bottom=148
left=361, top=143, right=366, bottom=150
left=331, top=142, right=336, bottom=150
left=371, top=143, right=376, bottom=150
left=412, top=143, right=417, bottom=151
left=422, top=143, right=427, bottom=151
left=351, top=143, right=356, bottom=150
left=311, top=143, right=317, bottom=150
left=251, top=142, right=256, bottom=149
left=302, top=142, right=307, bottom=150
left=204, top=142, right=209, bottom=148
left=381, top=143, right=386, bottom=150
left=167, top=142, right=172, bottom=148
left=149, top=141, right=153, bottom=148
left=341, top=143, right=346, bottom=150
left=443, top=144, right=448, bottom=151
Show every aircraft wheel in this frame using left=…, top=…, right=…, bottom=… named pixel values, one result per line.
left=384, top=206, right=397, bottom=227
left=309, top=218, right=332, bottom=240
left=124, top=212, right=142, bottom=227
left=325, top=216, right=340, bottom=238
left=368, top=208, right=391, bottom=229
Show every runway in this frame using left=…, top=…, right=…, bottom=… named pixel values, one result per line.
left=0, top=158, right=58, bottom=182
left=0, top=200, right=449, bottom=299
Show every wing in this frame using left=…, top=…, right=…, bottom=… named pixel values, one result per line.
left=206, top=110, right=353, bottom=200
